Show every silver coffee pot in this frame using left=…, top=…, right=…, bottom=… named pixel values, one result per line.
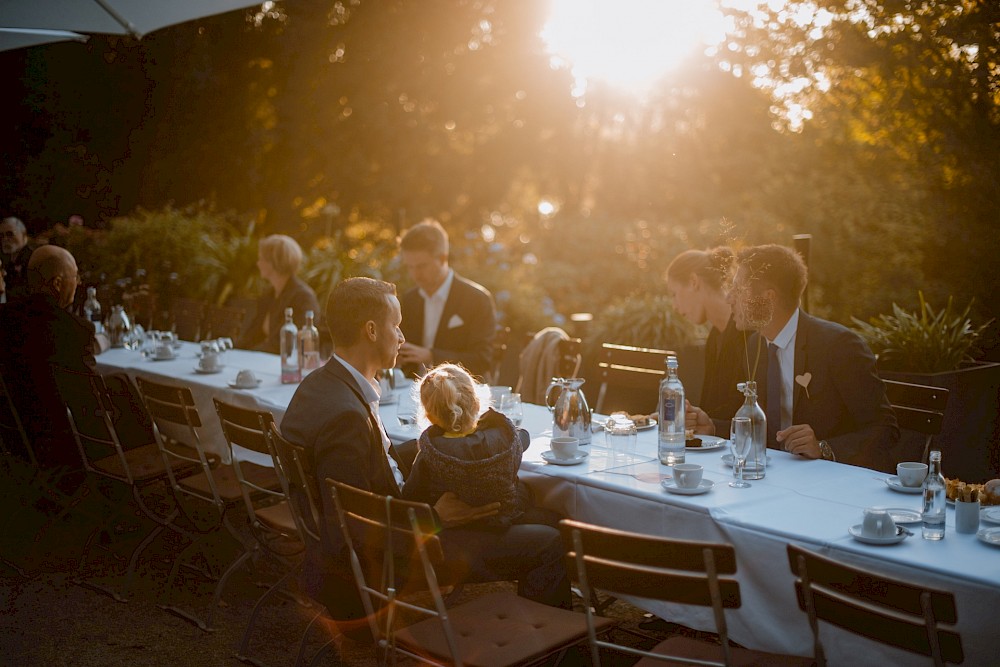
left=546, top=377, right=592, bottom=444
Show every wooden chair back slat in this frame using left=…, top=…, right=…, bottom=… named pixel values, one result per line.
left=595, top=343, right=675, bottom=414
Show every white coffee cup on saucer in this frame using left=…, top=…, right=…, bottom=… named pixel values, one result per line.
left=896, top=462, right=928, bottom=487
left=674, top=464, right=704, bottom=489
left=155, top=344, right=174, bottom=360
left=862, top=508, right=897, bottom=538
left=235, top=369, right=258, bottom=388
left=199, top=353, right=220, bottom=372
left=550, top=437, right=579, bottom=460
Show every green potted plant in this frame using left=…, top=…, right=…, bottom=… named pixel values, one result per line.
left=853, top=292, right=999, bottom=481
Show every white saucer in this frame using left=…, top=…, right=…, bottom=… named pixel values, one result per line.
left=228, top=379, right=262, bottom=389
left=721, top=453, right=771, bottom=470
left=661, top=479, right=715, bottom=495
left=152, top=355, right=177, bottom=362
left=885, top=476, right=922, bottom=494
left=980, top=507, right=1000, bottom=525
left=194, top=367, right=223, bottom=375
left=685, top=435, right=727, bottom=452
left=879, top=507, right=923, bottom=525
left=848, top=524, right=909, bottom=545
left=976, top=527, right=1000, bottom=547
left=540, top=450, right=589, bottom=466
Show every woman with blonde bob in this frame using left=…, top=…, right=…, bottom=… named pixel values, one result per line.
left=403, top=363, right=532, bottom=528
left=239, top=234, right=320, bottom=354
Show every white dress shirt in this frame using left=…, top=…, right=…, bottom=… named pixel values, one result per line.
left=766, top=308, right=799, bottom=431
left=420, top=269, right=454, bottom=349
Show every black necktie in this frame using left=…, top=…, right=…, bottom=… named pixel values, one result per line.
left=766, top=343, right=781, bottom=447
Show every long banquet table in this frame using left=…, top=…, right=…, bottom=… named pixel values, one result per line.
left=96, top=343, right=1000, bottom=665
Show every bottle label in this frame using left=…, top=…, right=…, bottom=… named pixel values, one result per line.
left=663, top=398, right=676, bottom=422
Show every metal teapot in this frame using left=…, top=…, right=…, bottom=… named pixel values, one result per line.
left=546, top=377, right=592, bottom=444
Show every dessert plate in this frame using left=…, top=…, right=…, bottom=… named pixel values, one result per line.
left=194, top=367, right=223, bottom=375
left=980, top=507, right=1000, bottom=525
left=540, top=450, right=589, bottom=466
left=885, top=476, right=923, bottom=494
left=685, top=435, right=727, bottom=452
left=976, top=527, right=1000, bottom=547
left=661, top=479, right=715, bottom=495
left=848, top=524, right=908, bottom=545
left=879, top=507, right=923, bottom=525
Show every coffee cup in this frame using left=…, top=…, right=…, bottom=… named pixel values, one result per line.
left=862, top=508, right=897, bottom=538
left=155, top=344, right=174, bottom=360
left=550, top=436, right=579, bottom=460
left=674, top=463, right=704, bottom=489
left=199, top=354, right=220, bottom=372
left=235, top=369, right=258, bottom=388
left=897, top=462, right=928, bottom=487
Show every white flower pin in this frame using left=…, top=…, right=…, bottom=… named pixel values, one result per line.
left=795, top=372, right=812, bottom=398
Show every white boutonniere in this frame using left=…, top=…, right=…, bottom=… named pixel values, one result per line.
left=795, top=372, right=812, bottom=399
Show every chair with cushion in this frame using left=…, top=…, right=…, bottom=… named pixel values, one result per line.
left=515, top=327, right=583, bottom=405
left=594, top=343, right=674, bottom=415
left=329, top=479, right=603, bottom=667
left=883, top=379, right=949, bottom=464
left=136, top=377, right=280, bottom=630
left=561, top=519, right=811, bottom=666
left=787, top=543, right=963, bottom=666
left=54, top=368, right=197, bottom=602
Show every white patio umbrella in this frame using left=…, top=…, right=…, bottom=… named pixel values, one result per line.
left=0, top=0, right=267, bottom=39
left=0, top=27, right=88, bottom=51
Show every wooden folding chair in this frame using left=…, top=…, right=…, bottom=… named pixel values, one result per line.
left=787, top=543, right=964, bottom=666
left=561, top=519, right=810, bottom=667
left=171, top=297, right=207, bottom=342
left=203, top=303, right=247, bottom=342
left=213, top=399, right=305, bottom=635
left=54, top=368, right=197, bottom=602
left=485, top=325, right=511, bottom=385
left=330, top=479, right=598, bottom=667
left=594, top=343, right=674, bottom=415
left=883, top=379, right=949, bottom=464
left=136, top=377, right=280, bottom=630
left=515, top=328, right=583, bottom=405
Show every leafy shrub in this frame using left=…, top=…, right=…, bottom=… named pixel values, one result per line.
left=585, top=293, right=700, bottom=360
left=852, top=292, right=992, bottom=373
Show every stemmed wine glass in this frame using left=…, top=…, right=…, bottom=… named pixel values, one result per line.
left=730, top=417, right=753, bottom=488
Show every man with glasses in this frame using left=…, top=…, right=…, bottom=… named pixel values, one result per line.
left=1, top=216, right=34, bottom=301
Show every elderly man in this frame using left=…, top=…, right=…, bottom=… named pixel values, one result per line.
left=1, top=216, right=34, bottom=300
left=0, top=245, right=96, bottom=468
left=396, top=220, right=496, bottom=379
left=281, top=277, right=569, bottom=627
left=688, top=244, right=898, bottom=472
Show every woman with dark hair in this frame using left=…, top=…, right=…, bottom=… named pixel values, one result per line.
left=239, top=234, right=320, bottom=354
left=666, top=247, right=745, bottom=431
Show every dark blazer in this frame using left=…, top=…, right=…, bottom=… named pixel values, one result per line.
left=239, top=276, right=320, bottom=354
left=757, top=311, right=898, bottom=472
left=0, top=293, right=96, bottom=468
left=399, top=272, right=496, bottom=378
left=280, top=357, right=413, bottom=621
left=703, top=316, right=748, bottom=431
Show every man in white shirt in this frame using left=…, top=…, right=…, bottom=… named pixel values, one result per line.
left=396, top=220, right=496, bottom=378
left=688, top=244, right=897, bottom=471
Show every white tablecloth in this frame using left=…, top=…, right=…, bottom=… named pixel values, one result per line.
left=97, top=345, right=1000, bottom=664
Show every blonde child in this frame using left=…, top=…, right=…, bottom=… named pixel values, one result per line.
left=402, top=363, right=529, bottom=527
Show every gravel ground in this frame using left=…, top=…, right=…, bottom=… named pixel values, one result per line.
left=0, top=460, right=704, bottom=666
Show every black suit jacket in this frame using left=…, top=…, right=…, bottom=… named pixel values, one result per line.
left=0, top=293, right=96, bottom=467
left=703, top=316, right=748, bottom=431
left=399, top=273, right=496, bottom=378
left=757, top=311, right=898, bottom=472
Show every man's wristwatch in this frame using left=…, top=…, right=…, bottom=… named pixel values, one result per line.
left=818, top=440, right=836, bottom=462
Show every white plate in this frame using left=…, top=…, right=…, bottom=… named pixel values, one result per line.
left=877, top=507, right=923, bottom=525
left=976, top=527, right=1000, bottom=547
left=661, top=479, right=715, bottom=495
left=228, top=379, right=263, bottom=389
left=980, top=507, right=1000, bottom=525
left=599, top=418, right=657, bottom=432
left=848, top=524, right=909, bottom=545
left=685, top=435, right=727, bottom=452
left=885, top=476, right=923, bottom=494
left=721, top=453, right=772, bottom=469
left=540, top=450, right=589, bottom=466
left=151, top=355, right=178, bottom=362
left=194, top=367, right=223, bottom=375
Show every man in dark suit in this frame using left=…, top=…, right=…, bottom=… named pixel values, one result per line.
left=0, top=245, right=96, bottom=468
left=1, top=216, right=35, bottom=301
left=396, top=220, right=496, bottom=378
left=281, top=277, right=569, bottom=628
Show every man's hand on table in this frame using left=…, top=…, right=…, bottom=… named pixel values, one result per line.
left=433, top=492, right=500, bottom=528
left=776, top=424, right=821, bottom=459
left=397, top=342, right=433, bottom=367
left=685, top=400, right=715, bottom=436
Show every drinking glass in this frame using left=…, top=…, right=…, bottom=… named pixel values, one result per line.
left=499, top=392, right=523, bottom=427
left=396, top=390, right=419, bottom=429
left=729, top=417, right=752, bottom=488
